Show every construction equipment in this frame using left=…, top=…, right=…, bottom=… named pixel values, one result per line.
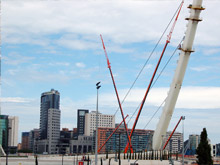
left=100, top=35, right=134, bottom=153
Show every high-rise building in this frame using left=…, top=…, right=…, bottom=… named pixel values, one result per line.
left=163, top=131, right=183, bottom=153
left=84, top=111, right=115, bottom=136
left=8, top=116, right=19, bottom=147
left=77, top=109, right=89, bottom=136
left=189, top=134, right=200, bottom=150
left=0, top=115, right=8, bottom=150
left=40, top=89, right=60, bottom=140
left=37, top=89, right=61, bottom=154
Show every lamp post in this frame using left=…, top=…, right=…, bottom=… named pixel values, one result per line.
left=118, top=133, right=121, bottom=165
left=182, top=116, right=185, bottom=165
left=6, top=127, right=11, bottom=165
left=62, top=154, right=64, bottom=165
left=95, top=82, right=101, bottom=165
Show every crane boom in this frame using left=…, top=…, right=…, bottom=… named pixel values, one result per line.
left=100, top=35, right=134, bottom=153
left=124, top=0, right=184, bottom=153
left=153, top=0, right=205, bottom=150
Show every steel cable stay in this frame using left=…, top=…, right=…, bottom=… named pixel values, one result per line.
left=126, top=36, right=184, bottom=127
left=143, top=98, right=166, bottom=130
left=142, top=38, right=185, bottom=130
left=113, top=0, right=185, bottom=117
left=124, top=0, right=184, bottom=153
left=151, top=36, right=185, bottom=89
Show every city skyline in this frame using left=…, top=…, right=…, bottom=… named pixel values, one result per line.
left=1, top=0, right=220, bottom=145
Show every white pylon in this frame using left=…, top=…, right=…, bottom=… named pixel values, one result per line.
left=153, top=0, right=204, bottom=150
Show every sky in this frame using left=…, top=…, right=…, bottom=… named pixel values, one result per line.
left=1, top=0, right=220, bottom=144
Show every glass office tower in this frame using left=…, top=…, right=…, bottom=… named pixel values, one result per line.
left=40, top=89, right=60, bottom=140
left=0, top=115, right=8, bottom=150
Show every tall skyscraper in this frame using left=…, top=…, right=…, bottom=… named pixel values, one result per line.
left=38, top=89, right=60, bottom=154
left=40, top=89, right=60, bottom=140
left=77, top=109, right=89, bottom=136
left=8, top=116, right=19, bottom=147
left=0, top=115, right=8, bottom=150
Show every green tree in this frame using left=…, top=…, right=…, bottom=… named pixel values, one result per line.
left=196, top=128, right=213, bottom=165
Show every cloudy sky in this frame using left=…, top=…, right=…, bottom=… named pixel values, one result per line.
left=1, top=0, right=220, bottom=144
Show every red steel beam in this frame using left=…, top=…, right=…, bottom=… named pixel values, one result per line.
left=124, top=41, right=169, bottom=153
left=98, top=115, right=129, bottom=153
left=100, top=35, right=134, bottom=153
left=163, top=116, right=183, bottom=150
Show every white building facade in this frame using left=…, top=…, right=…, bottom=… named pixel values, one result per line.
left=84, top=111, right=115, bottom=136
left=8, top=116, right=19, bottom=147
left=47, top=108, right=60, bottom=153
left=164, top=131, right=183, bottom=153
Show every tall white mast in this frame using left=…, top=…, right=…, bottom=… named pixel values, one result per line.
left=153, top=0, right=204, bottom=150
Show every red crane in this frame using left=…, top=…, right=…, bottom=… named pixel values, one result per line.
left=124, top=0, right=184, bottom=153
left=100, top=35, right=134, bottom=153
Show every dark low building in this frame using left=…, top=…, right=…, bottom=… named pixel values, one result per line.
left=70, top=135, right=93, bottom=154
left=21, top=132, right=30, bottom=150
left=29, top=129, right=40, bottom=153
left=96, top=128, right=154, bottom=153
left=216, top=143, right=220, bottom=157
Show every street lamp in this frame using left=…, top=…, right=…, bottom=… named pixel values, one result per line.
left=95, top=82, right=101, bottom=165
left=182, top=116, right=185, bottom=165
left=6, top=127, right=11, bottom=165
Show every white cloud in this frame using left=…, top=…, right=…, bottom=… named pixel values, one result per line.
left=56, top=37, right=100, bottom=50
left=1, top=97, right=34, bottom=103
left=190, top=66, right=211, bottom=72
left=3, top=52, right=35, bottom=65
left=2, top=0, right=219, bottom=48
left=75, top=62, right=86, bottom=68
left=92, top=86, right=220, bottom=110
left=203, top=48, right=220, bottom=56
left=48, top=62, right=70, bottom=67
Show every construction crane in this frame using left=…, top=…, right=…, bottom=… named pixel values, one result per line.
left=100, top=35, right=134, bottom=153
left=153, top=0, right=205, bottom=150
left=124, top=0, right=184, bottom=153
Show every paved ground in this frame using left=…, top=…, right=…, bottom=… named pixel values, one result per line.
left=0, top=156, right=183, bottom=165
